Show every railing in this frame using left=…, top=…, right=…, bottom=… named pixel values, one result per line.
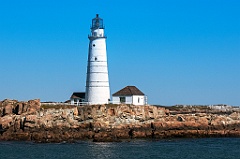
left=41, top=102, right=72, bottom=105
left=41, top=102, right=90, bottom=106
left=41, top=101, right=150, bottom=106
left=71, top=102, right=90, bottom=106
left=108, top=101, right=132, bottom=105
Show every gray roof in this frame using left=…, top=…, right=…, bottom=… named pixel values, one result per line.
left=112, top=86, right=144, bottom=96
left=70, top=92, right=85, bottom=99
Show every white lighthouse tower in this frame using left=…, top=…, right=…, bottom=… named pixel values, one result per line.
left=85, top=14, right=110, bottom=105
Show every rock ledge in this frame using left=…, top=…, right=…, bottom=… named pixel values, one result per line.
left=0, top=99, right=240, bottom=142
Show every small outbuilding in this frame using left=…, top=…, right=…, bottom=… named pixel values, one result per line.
left=112, top=86, right=147, bottom=105
left=70, top=92, right=85, bottom=105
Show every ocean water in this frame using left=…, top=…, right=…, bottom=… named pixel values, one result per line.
left=0, top=138, right=240, bottom=159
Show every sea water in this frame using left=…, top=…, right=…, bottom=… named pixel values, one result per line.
left=0, top=138, right=240, bottom=159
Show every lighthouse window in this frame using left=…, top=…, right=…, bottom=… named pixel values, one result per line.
left=93, top=44, right=95, bottom=47
left=95, top=57, right=97, bottom=61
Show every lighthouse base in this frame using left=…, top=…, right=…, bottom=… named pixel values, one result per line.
left=85, top=86, right=110, bottom=105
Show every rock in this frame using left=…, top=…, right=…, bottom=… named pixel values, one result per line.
left=27, top=99, right=40, bottom=113
left=3, top=104, right=13, bottom=115
left=14, top=103, right=24, bottom=115
left=0, top=115, right=14, bottom=129
left=1, top=99, right=240, bottom=142
left=177, top=116, right=185, bottom=122
left=229, top=112, right=240, bottom=120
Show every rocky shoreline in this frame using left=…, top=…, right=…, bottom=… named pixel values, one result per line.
left=0, top=99, right=240, bottom=142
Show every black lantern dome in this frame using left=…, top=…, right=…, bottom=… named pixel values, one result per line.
left=91, top=14, right=104, bottom=30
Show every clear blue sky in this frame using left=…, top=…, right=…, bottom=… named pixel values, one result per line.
left=0, top=0, right=239, bottom=105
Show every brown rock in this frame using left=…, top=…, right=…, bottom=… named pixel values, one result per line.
left=27, top=99, right=40, bottom=113
left=1, top=99, right=240, bottom=142
left=0, top=115, right=14, bottom=129
left=3, top=104, right=13, bottom=115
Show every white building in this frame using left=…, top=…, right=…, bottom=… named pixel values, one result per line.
left=112, top=86, right=147, bottom=105
left=85, top=14, right=110, bottom=105
left=70, top=92, right=85, bottom=105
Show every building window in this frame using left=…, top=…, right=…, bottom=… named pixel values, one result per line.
left=119, top=97, right=126, bottom=103
left=138, top=97, right=140, bottom=103
left=93, top=44, right=95, bottom=47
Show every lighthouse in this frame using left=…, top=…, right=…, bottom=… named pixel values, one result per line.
left=85, top=14, right=110, bottom=105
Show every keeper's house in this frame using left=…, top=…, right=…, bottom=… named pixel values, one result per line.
left=70, top=92, right=85, bottom=105
left=112, top=86, right=147, bottom=105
